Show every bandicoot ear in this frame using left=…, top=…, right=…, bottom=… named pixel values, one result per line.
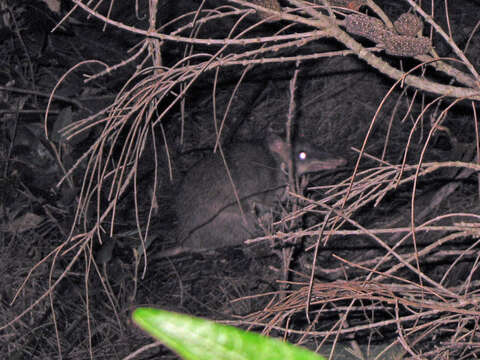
left=266, top=133, right=290, bottom=163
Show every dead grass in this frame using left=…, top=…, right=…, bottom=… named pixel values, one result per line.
left=1, top=0, right=480, bottom=359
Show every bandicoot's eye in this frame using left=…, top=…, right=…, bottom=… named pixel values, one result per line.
left=298, top=151, right=307, bottom=161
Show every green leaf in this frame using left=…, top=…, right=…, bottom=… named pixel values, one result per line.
left=132, top=308, right=326, bottom=360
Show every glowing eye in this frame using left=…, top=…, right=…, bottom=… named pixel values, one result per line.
left=299, top=151, right=307, bottom=161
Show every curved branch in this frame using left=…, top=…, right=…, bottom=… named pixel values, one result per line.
left=287, top=0, right=480, bottom=100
